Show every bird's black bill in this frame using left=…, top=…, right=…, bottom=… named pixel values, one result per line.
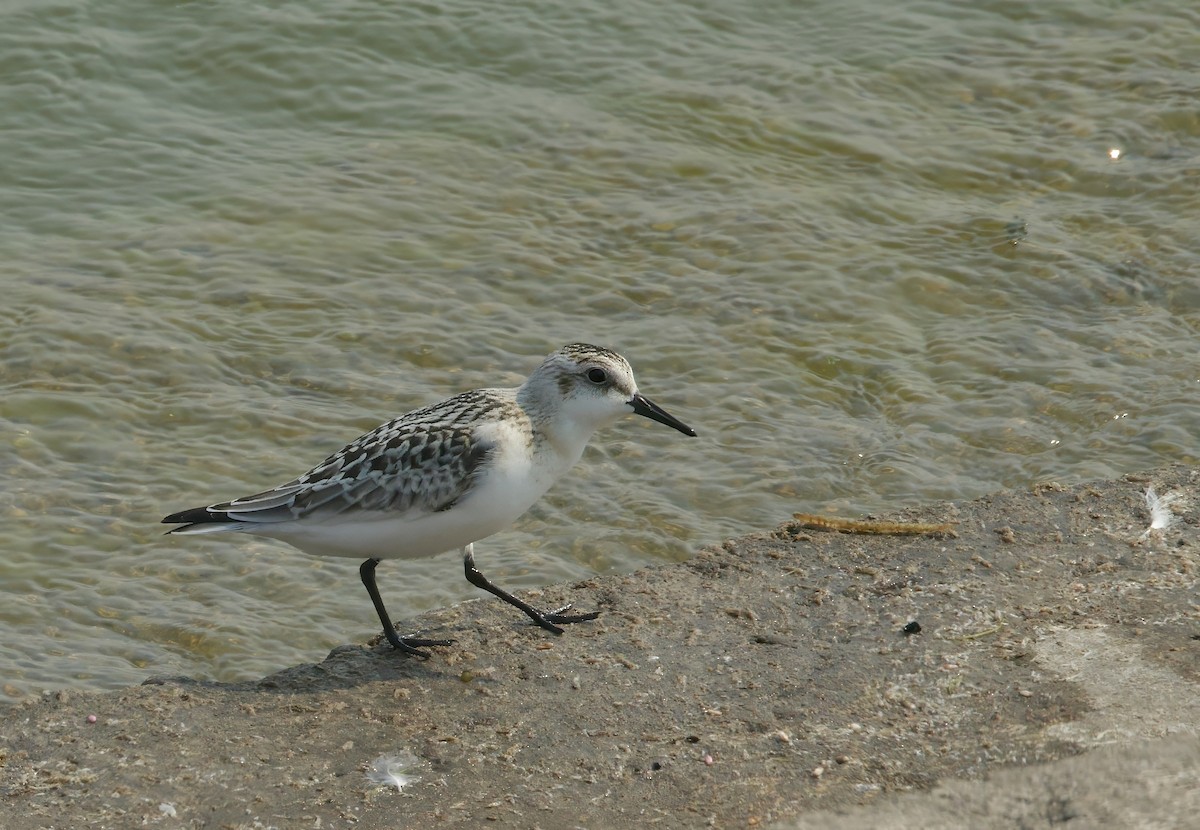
left=629, top=394, right=697, bottom=437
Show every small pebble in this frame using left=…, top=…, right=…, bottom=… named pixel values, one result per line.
left=86, top=714, right=97, bottom=724
left=703, top=753, right=714, bottom=766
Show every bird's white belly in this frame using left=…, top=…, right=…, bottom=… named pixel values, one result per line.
left=252, top=442, right=569, bottom=560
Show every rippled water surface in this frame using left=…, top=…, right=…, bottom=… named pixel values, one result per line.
left=2, top=0, right=1198, bottom=696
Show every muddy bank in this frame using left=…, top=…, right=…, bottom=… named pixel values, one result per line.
left=2, top=466, right=1197, bottom=829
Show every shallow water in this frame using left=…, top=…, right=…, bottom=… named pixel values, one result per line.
left=2, top=0, right=1197, bottom=697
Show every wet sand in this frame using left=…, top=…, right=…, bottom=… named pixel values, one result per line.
left=2, top=466, right=1196, bottom=829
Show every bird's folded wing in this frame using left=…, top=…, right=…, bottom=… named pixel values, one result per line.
left=214, top=424, right=493, bottom=523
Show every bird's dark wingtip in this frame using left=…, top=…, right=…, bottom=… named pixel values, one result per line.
left=161, top=506, right=228, bottom=525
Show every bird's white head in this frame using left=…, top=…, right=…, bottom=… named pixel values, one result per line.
left=519, top=344, right=696, bottom=451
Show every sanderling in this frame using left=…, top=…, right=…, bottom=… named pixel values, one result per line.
left=162, top=343, right=696, bottom=657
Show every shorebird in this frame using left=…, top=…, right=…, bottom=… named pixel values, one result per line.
left=162, top=343, right=696, bottom=657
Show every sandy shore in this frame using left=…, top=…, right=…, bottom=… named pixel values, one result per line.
left=2, top=466, right=1197, bottom=829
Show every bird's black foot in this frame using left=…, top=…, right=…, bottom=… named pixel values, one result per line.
left=462, top=546, right=600, bottom=636
left=534, top=604, right=601, bottom=634
left=380, top=627, right=455, bottom=659
left=361, top=558, right=453, bottom=659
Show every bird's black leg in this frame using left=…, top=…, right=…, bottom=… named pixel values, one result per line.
left=359, top=558, right=453, bottom=658
left=462, top=544, right=600, bottom=634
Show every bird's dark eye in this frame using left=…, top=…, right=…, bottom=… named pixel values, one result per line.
left=586, top=368, right=608, bottom=384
